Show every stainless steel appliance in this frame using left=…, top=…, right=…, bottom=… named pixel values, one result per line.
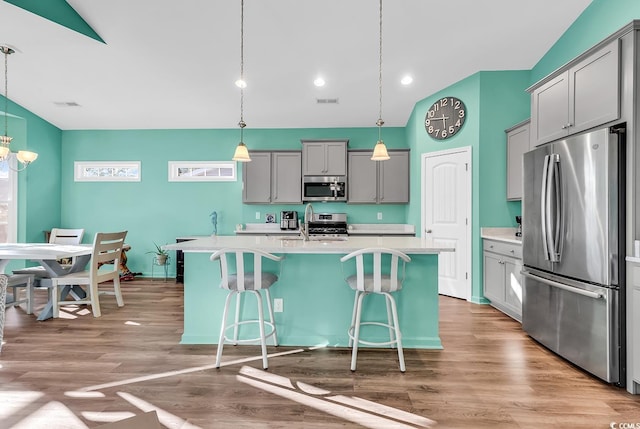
left=307, top=213, right=348, bottom=238
left=522, top=125, right=625, bottom=385
left=515, top=215, right=522, bottom=237
left=280, top=211, right=298, bottom=230
left=303, top=176, right=347, bottom=202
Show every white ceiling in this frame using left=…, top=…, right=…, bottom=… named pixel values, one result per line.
left=0, top=0, right=592, bottom=131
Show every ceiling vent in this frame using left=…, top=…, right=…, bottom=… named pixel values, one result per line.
left=54, top=101, right=81, bottom=107
left=316, top=98, right=339, bottom=104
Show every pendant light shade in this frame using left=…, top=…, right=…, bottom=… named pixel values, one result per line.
left=232, top=141, right=250, bottom=162
left=371, top=140, right=390, bottom=161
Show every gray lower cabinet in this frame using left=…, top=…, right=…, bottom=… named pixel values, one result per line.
left=530, top=39, right=620, bottom=147
left=506, top=120, right=530, bottom=201
left=301, top=140, right=348, bottom=176
left=243, top=151, right=301, bottom=204
left=483, top=239, right=522, bottom=322
left=348, top=149, right=409, bottom=204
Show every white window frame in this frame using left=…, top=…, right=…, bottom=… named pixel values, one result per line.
left=0, top=157, right=18, bottom=243
left=74, top=161, right=141, bottom=182
left=168, top=161, right=237, bottom=182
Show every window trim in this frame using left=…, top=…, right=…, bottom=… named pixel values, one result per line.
left=168, top=161, right=237, bottom=182
left=74, top=161, right=141, bottom=182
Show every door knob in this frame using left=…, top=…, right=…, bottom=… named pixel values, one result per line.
left=426, top=229, right=432, bottom=233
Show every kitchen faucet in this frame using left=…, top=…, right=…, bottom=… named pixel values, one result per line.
left=300, top=203, right=314, bottom=241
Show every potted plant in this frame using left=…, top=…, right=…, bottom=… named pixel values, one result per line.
left=147, top=243, right=169, bottom=266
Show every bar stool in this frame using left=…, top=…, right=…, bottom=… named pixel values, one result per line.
left=210, top=248, right=284, bottom=370
left=340, top=248, right=411, bottom=372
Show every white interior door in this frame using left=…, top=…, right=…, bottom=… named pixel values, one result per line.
left=422, top=147, right=471, bottom=300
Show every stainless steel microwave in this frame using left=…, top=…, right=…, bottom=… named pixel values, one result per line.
left=302, top=176, right=347, bottom=202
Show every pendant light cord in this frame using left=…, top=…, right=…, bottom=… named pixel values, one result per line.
left=3, top=47, right=8, bottom=139
left=238, top=0, right=246, bottom=142
left=377, top=0, right=383, bottom=142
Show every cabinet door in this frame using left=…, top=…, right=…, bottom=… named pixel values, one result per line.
left=483, top=251, right=504, bottom=303
left=379, top=150, right=409, bottom=203
left=503, top=257, right=523, bottom=320
left=570, top=39, right=620, bottom=135
left=348, top=152, right=377, bottom=203
left=324, top=142, right=347, bottom=176
left=243, top=152, right=271, bottom=203
left=302, top=142, right=327, bottom=175
left=531, top=72, right=569, bottom=146
left=506, top=122, right=529, bottom=201
left=272, top=152, right=302, bottom=204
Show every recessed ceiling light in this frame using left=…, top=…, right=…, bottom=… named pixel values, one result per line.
left=235, top=79, right=247, bottom=88
left=313, top=77, right=325, bottom=87
left=401, top=75, right=413, bottom=86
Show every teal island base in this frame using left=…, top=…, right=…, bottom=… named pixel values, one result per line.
left=181, top=252, right=442, bottom=349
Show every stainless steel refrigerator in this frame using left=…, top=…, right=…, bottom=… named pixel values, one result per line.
left=522, top=126, right=625, bottom=385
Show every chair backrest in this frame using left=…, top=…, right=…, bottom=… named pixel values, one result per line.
left=90, top=231, right=128, bottom=282
left=210, top=248, right=283, bottom=291
left=340, top=247, right=411, bottom=293
left=49, top=228, right=85, bottom=245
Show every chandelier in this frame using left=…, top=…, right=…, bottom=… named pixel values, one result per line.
left=232, top=0, right=251, bottom=162
left=0, top=46, right=38, bottom=170
left=371, top=0, right=390, bottom=161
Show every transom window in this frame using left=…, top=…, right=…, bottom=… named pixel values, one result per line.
left=74, top=161, right=141, bottom=182
left=168, top=161, right=236, bottom=182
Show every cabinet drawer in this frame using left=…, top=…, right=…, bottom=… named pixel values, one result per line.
left=483, top=240, right=522, bottom=259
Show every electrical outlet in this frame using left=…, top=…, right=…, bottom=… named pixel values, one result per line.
left=256, top=211, right=261, bottom=220
left=274, top=298, right=283, bottom=313
left=377, top=212, right=383, bottom=220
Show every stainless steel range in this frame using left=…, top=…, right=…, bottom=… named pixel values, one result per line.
left=307, top=213, right=348, bottom=238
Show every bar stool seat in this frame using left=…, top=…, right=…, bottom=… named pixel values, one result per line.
left=341, top=247, right=411, bottom=372
left=210, top=248, right=284, bottom=370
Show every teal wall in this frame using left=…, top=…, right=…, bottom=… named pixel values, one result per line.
left=531, top=0, right=640, bottom=84
left=405, top=71, right=530, bottom=303
left=61, top=127, right=407, bottom=275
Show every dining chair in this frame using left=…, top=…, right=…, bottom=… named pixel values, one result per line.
left=51, top=231, right=127, bottom=318
left=340, top=247, right=411, bottom=372
left=4, top=274, right=33, bottom=315
left=210, top=248, right=284, bottom=370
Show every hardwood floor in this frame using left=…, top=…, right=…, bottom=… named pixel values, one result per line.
left=1, top=278, right=639, bottom=428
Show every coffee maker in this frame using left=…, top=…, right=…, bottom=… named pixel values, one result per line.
left=280, top=211, right=299, bottom=230
left=515, top=215, right=522, bottom=237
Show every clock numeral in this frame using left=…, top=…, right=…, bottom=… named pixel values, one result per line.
left=428, top=125, right=434, bottom=134
left=425, top=119, right=431, bottom=126
left=449, top=126, right=455, bottom=134
left=427, top=109, right=435, bottom=118
left=440, top=98, right=448, bottom=107
left=458, top=110, right=465, bottom=118
left=455, top=119, right=462, bottom=127
left=441, top=130, right=448, bottom=138
left=435, top=129, right=440, bottom=137
left=454, top=100, right=461, bottom=109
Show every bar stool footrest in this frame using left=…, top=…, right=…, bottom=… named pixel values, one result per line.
left=348, top=321, right=401, bottom=347
left=222, top=319, right=277, bottom=345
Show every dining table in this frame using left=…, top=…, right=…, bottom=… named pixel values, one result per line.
left=0, top=243, right=93, bottom=320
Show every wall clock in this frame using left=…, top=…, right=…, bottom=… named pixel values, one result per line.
left=425, top=97, right=466, bottom=140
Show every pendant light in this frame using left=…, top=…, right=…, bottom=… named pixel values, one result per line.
left=371, top=0, right=390, bottom=161
left=0, top=46, right=38, bottom=170
left=232, top=0, right=251, bottom=162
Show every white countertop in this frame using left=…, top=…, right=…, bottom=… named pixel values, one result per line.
left=164, top=235, right=453, bottom=255
left=481, top=227, right=522, bottom=245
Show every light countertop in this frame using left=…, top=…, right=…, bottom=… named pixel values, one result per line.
left=481, top=227, right=522, bottom=245
left=164, top=235, right=453, bottom=255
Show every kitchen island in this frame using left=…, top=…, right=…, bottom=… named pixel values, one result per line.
left=164, top=235, right=452, bottom=348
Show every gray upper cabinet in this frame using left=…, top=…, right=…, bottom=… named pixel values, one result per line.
left=530, top=39, right=620, bottom=147
left=301, top=140, right=348, bottom=176
left=506, top=120, right=530, bottom=201
left=243, top=151, right=302, bottom=204
left=348, top=149, right=409, bottom=204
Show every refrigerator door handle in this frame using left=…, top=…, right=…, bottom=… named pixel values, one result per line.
left=549, top=154, right=561, bottom=262
left=541, top=154, right=551, bottom=260
left=521, top=271, right=605, bottom=300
